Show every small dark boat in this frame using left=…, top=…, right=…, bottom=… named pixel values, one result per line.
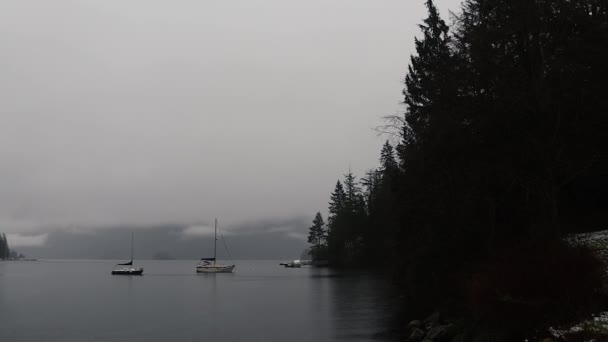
left=111, top=262, right=144, bottom=275
left=111, top=232, right=144, bottom=276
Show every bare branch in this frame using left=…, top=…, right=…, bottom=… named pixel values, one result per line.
left=374, top=113, right=406, bottom=145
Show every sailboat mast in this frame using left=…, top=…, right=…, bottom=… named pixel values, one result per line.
left=214, top=219, right=217, bottom=265
left=131, top=232, right=134, bottom=262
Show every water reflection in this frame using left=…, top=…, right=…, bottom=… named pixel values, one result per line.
left=0, top=262, right=11, bottom=322
left=328, top=271, right=392, bottom=341
left=0, top=260, right=392, bottom=342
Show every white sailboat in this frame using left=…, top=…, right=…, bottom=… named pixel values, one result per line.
left=196, top=219, right=235, bottom=273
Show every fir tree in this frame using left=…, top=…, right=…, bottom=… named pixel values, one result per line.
left=361, top=169, right=381, bottom=215
left=326, top=172, right=369, bottom=265
left=402, top=0, right=454, bottom=149
left=342, top=170, right=365, bottom=216
left=307, top=212, right=327, bottom=260
left=379, top=141, right=397, bottom=174
left=328, top=181, right=346, bottom=219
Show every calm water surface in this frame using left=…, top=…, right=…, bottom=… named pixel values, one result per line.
left=0, top=260, right=391, bottom=341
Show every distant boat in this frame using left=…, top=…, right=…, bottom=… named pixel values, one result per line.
left=111, top=232, right=144, bottom=275
left=280, top=260, right=302, bottom=268
left=196, top=219, right=235, bottom=273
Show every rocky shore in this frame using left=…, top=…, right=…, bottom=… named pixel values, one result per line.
left=402, top=312, right=560, bottom=342
left=403, top=312, right=459, bottom=342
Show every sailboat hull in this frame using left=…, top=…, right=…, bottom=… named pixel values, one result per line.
left=111, top=232, right=142, bottom=275
left=111, top=268, right=144, bottom=275
left=196, top=265, right=235, bottom=273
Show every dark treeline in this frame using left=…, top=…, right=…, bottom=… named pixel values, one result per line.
left=0, top=233, right=25, bottom=260
left=309, top=0, right=608, bottom=338
left=1, top=233, right=11, bottom=259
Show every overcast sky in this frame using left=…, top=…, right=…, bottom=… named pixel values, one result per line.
left=0, top=0, right=460, bottom=252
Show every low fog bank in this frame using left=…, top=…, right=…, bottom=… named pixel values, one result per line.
left=11, top=217, right=309, bottom=260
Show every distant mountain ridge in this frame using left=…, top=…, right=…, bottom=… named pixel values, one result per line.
left=15, top=221, right=309, bottom=260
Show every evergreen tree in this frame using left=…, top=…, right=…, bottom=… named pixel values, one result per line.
left=379, top=141, right=397, bottom=174
left=327, top=181, right=346, bottom=265
left=361, top=168, right=388, bottom=261
left=328, top=180, right=346, bottom=219
left=398, top=0, right=464, bottom=253
left=367, top=142, right=401, bottom=262
left=343, top=170, right=362, bottom=212
left=402, top=0, right=454, bottom=150
left=0, top=233, right=9, bottom=259
left=397, top=0, right=465, bottom=283
left=361, top=169, right=381, bottom=215
left=307, top=212, right=327, bottom=260
left=326, top=172, right=369, bottom=266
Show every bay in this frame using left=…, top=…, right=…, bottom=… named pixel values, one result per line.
left=0, top=260, right=391, bottom=341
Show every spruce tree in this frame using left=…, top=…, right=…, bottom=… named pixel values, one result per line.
left=307, top=212, right=327, bottom=260
left=361, top=169, right=381, bottom=215
left=379, top=141, right=397, bottom=174
left=342, top=170, right=362, bottom=213
left=402, top=0, right=453, bottom=149
left=327, top=172, right=368, bottom=265
left=328, top=181, right=346, bottom=219
left=327, top=181, right=346, bottom=265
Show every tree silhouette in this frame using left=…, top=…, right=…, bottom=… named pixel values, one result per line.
left=307, top=212, right=327, bottom=260
left=0, top=233, right=10, bottom=259
left=315, top=0, right=608, bottom=334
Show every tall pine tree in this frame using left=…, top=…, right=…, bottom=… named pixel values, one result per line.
left=307, top=212, right=327, bottom=260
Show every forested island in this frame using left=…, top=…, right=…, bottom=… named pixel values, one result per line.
left=307, top=1, right=607, bottom=340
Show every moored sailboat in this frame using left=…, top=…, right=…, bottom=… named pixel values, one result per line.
left=111, top=232, right=144, bottom=275
left=196, top=219, right=235, bottom=273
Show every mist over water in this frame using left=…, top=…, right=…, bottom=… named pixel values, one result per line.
left=13, top=222, right=310, bottom=260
